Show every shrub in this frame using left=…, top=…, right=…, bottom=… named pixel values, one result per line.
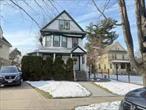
left=65, top=58, right=74, bottom=81
left=42, top=56, right=53, bottom=80
left=53, top=57, right=66, bottom=80
left=21, top=56, right=30, bottom=80
left=21, top=56, right=43, bottom=81
left=21, top=56, right=74, bottom=81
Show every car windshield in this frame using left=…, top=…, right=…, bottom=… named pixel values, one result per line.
left=0, top=67, right=18, bottom=73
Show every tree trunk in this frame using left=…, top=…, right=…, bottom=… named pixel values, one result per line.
left=119, top=0, right=146, bottom=86
left=119, top=0, right=140, bottom=71
left=143, top=73, right=146, bottom=86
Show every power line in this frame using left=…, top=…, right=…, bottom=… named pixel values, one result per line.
left=9, top=0, right=41, bottom=28
left=92, top=0, right=107, bottom=19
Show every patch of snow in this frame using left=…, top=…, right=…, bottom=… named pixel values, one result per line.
left=95, top=80, right=143, bottom=95
left=27, top=81, right=91, bottom=98
left=75, top=101, right=120, bottom=110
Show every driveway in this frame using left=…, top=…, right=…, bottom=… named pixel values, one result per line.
left=0, top=82, right=50, bottom=110
left=0, top=82, right=123, bottom=110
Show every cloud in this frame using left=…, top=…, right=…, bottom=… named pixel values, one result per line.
left=3, top=30, right=40, bottom=55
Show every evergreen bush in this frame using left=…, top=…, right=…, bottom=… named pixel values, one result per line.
left=65, top=58, right=74, bottom=80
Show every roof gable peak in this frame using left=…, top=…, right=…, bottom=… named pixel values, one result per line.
left=41, top=10, right=85, bottom=32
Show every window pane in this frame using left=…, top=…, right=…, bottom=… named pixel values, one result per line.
left=72, top=38, right=78, bottom=48
left=45, top=36, right=51, bottom=47
left=59, top=20, right=64, bottom=30
left=61, top=36, right=67, bottom=47
left=53, top=35, right=60, bottom=47
left=65, top=21, right=70, bottom=30
left=59, top=20, right=70, bottom=30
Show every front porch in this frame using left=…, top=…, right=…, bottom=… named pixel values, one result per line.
left=111, top=60, right=131, bottom=74
left=38, top=52, right=87, bottom=72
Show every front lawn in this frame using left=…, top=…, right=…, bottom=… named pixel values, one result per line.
left=27, top=81, right=91, bottom=98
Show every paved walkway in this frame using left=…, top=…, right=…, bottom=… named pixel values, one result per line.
left=0, top=82, right=123, bottom=110
left=79, top=82, right=115, bottom=97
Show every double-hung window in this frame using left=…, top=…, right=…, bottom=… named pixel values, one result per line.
left=59, top=20, right=70, bottom=30
left=72, top=38, right=78, bottom=48
left=45, top=36, right=51, bottom=47
left=61, top=36, right=67, bottom=48
left=53, top=35, right=60, bottom=47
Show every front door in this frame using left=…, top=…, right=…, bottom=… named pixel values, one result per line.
left=73, top=56, right=80, bottom=71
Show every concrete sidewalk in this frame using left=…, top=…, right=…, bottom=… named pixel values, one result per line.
left=79, top=82, right=115, bottom=97
left=0, top=82, right=123, bottom=110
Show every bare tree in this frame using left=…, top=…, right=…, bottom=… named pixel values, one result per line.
left=119, top=0, right=146, bottom=86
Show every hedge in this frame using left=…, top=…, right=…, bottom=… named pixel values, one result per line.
left=65, top=58, right=74, bottom=80
left=21, top=56, right=74, bottom=81
left=21, top=56, right=42, bottom=81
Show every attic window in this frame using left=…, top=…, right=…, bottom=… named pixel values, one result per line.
left=59, top=20, right=70, bottom=30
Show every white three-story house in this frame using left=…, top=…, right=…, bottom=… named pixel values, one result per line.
left=30, top=10, right=88, bottom=78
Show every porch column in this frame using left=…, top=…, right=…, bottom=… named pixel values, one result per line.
left=70, top=53, right=72, bottom=58
left=36, top=52, right=39, bottom=56
left=53, top=53, right=56, bottom=61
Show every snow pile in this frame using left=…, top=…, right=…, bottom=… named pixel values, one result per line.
left=95, top=80, right=143, bottom=95
left=75, top=101, right=120, bottom=110
left=27, top=81, right=91, bottom=98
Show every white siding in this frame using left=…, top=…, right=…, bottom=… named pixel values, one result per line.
left=67, top=38, right=72, bottom=48
left=0, top=44, right=10, bottom=60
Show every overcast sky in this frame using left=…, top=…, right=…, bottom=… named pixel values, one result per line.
left=0, top=0, right=139, bottom=55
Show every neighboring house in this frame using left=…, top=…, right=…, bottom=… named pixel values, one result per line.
left=0, top=26, right=12, bottom=66
left=29, top=10, right=88, bottom=79
left=97, top=42, right=133, bottom=74
left=9, top=48, right=22, bottom=66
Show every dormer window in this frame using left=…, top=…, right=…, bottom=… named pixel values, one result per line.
left=59, top=20, right=70, bottom=30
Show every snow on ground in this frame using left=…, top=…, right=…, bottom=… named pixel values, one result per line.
left=95, top=80, right=143, bottom=95
left=75, top=101, right=120, bottom=110
left=27, top=81, right=91, bottom=98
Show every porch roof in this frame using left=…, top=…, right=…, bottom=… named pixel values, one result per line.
left=111, top=60, right=130, bottom=63
left=28, top=46, right=86, bottom=55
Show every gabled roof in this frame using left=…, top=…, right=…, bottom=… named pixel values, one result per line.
left=0, top=25, right=12, bottom=47
left=2, top=37, right=12, bottom=47
left=71, top=45, right=87, bottom=54
left=104, top=41, right=126, bottom=53
left=41, top=10, right=85, bottom=32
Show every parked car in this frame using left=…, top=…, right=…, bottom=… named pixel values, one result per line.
left=119, top=87, right=146, bottom=110
left=0, top=66, right=22, bottom=86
